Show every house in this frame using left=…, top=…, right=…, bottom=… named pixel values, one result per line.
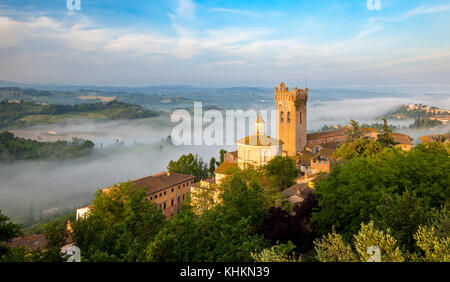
left=76, top=171, right=195, bottom=219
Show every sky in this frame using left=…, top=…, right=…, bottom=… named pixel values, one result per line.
left=0, top=0, right=449, bottom=87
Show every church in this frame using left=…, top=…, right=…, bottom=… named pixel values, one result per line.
left=214, top=82, right=348, bottom=183
left=214, top=82, right=414, bottom=182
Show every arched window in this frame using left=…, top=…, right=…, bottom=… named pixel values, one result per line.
left=287, top=112, right=291, bottom=123
left=280, top=111, right=284, bottom=122
left=299, top=112, right=302, bottom=124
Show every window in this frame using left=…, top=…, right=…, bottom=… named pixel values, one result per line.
left=171, top=188, right=174, bottom=192
left=183, top=194, right=185, bottom=200
left=163, top=202, right=166, bottom=210
left=287, top=112, right=291, bottom=123
left=164, top=191, right=166, bottom=195
left=183, top=183, right=185, bottom=187
left=159, top=193, right=162, bottom=197
left=280, top=111, right=284, bottom=122
left=178, top=196, right=180, bottom=203
left=171, top=198, right=174, bottom=207
left=178, top=185, right=180, bottom=190
left=299, top=112, right=302, bottom=124
left=155, top=194, right=158, bottom=199
left=150, top=196, right=153, bottom=200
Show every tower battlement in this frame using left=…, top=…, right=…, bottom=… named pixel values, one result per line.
left=274, top=82, right=308, bottom=103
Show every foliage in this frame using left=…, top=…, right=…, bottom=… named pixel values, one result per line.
left=0, top=210, right=22, bottom=257
left=0, top=100, right=158, bottom=128
left=344, top=119, right=363, bottom=142
left=377, top=118, right=397, bottom=147
left=219, top=149, right=227, bottom=164
left=264, top=156, right=299, bottom=191
left=0, top=131, right=94, bottom=161
left=167, top=153, right=210, bottom=181
left=146, top=175, right=270, bottom=262
left=335, top=138, right=385, bottom=160
left=315, top=221, right=404, bottom=262
left=312, top=142, right=450, bottom=241
left=412, top=225, right=449, bottom=262
left=259, top=193, right=317, bottom=253
left=71, top=182, right=166, bottom=261
left=251, top=241, right=300, bottom=262
left=376, top=191, right=430, bottom=252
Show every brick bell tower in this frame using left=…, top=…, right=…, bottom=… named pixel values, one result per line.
left=274, top=82, right=308, bottom=156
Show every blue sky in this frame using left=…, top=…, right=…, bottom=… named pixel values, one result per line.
left=0, top=0, right=449, bottom=87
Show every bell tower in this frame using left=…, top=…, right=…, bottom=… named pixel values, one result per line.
left=274, top=82, right=308, bottom=156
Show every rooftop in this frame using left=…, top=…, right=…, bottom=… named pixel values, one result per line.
left=131, top=171, right=195, bottom=194
left=214, top=161, right=238, bottom=175
left=307, top=127, right=347, bottom=141
left=236, top=134, right=282, bottom=146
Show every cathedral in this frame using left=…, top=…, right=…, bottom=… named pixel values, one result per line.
left=214, top=82, right=413, bottom=182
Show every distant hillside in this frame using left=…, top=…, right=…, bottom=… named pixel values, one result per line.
left=383, top=103, right=449, bottom=119
left=0, top=131, right=94, bottom=161
left=0, top=100, right=158, bottom=129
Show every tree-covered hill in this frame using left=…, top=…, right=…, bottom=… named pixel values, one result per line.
left=0, top=131, right=95, bottom=161
left=0, top=100, right=158, bottom=129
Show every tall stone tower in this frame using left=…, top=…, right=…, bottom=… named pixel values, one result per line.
left=274, top=82, right=308, bottom=156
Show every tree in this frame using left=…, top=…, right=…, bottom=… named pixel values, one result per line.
left=377, top=118, right=396, bottom=147
left=344, top=119, right=363, bottom=142
left=412, top=225, right=449, bottom=262
left=312, top=142, right=449, bottom=241
left=315, top=221, right=404, bottom=262
left=208, top=157, right=217, bottom=177
left=146, top=175, right=270, bottom=262
left=251, top=241, right=300, bottom=262
left=0, top=210, right=22, bottom=257
left=335, top=138, right=384, bottom=160
left=72, top=182, right=165, bottom=261
left=219, top=149, right=227, bottom=164
left=167, top=153, right=209, bottom=181
left=264, top=156, right=299, bottom=191
left=376, top=191, right=430, bottom=252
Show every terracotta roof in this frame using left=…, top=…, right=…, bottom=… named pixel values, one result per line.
left=362, top=127, right=378, bottom=133
left=214, top=161, right=238, bottom=175
left=5, top=234, right=47, bottom=251
left=391, top=133, right=413, bottom=145
left=131, top=171, right=194, bottom=194
left=312, top=148, right=335, bottom=159
left=307, top=127, right=347, bottom=141
left=236, top=134, right=282, bottom=146
left=419, top=134, right=450, bottom=143
left=298, top=151, right=314, bottom=166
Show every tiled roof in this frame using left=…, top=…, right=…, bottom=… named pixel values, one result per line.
left=214, top=161, right=238, bottom=175
left=236, top=134, right=282, bottom=146
left=312, top=148, right=335, bottom=159
left=391, top=133, right=413, bottom=145
left=419, top=134, right=450, bottom=143
left=307, top=127, right=347, bottom=141
left=5, top=234, right=47, bottom=251
left=298, top=151, right=314, bottom=166
left=362, top=127, right=378, bottom=133
left=131, top=171, right=194, bottom=194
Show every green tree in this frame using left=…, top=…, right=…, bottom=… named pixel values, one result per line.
left=0, top=210, right=22, bottom=258
left=265, top=156, right=299, bottom=191
left=376, top=191, right=430, bottom=252
left=208, top=157, right=217, bottom=177
left=251, top=241, right=300, bottom=262
left=219, top=149, right=227, bottom=164
left=72, top=182, right=165, bottom=261
left=344, top=119, right=363, bottom=142
left=377, top=118, right=396, bottom=147
left=167, top=153, right=209, bottom=181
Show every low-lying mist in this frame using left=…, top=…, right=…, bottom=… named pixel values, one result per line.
left=1, top=86, right=449, bottom=224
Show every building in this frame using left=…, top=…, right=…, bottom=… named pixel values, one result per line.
left=76, top=171, right=195, bottom=219
left=274, top=82, right=308, bottom=156
left=391, top=133, right=414, bottom=151
left=214, top=160, right=238, bottom=185
left=236, top=114, right=282, bottom=169
left=419, top=134, right=450, bottom=143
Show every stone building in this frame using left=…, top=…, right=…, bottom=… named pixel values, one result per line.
left=76, top=171, right=195, bottom=219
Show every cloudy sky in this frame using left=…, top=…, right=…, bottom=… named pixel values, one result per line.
left=0, top=0, right=449, bottom=87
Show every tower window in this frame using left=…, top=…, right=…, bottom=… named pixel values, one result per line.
left=280, top=111, right=284, bottom=122
left=287, top=112, right=291, bottom=123
left=299, top=112, right=302, bottom=124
